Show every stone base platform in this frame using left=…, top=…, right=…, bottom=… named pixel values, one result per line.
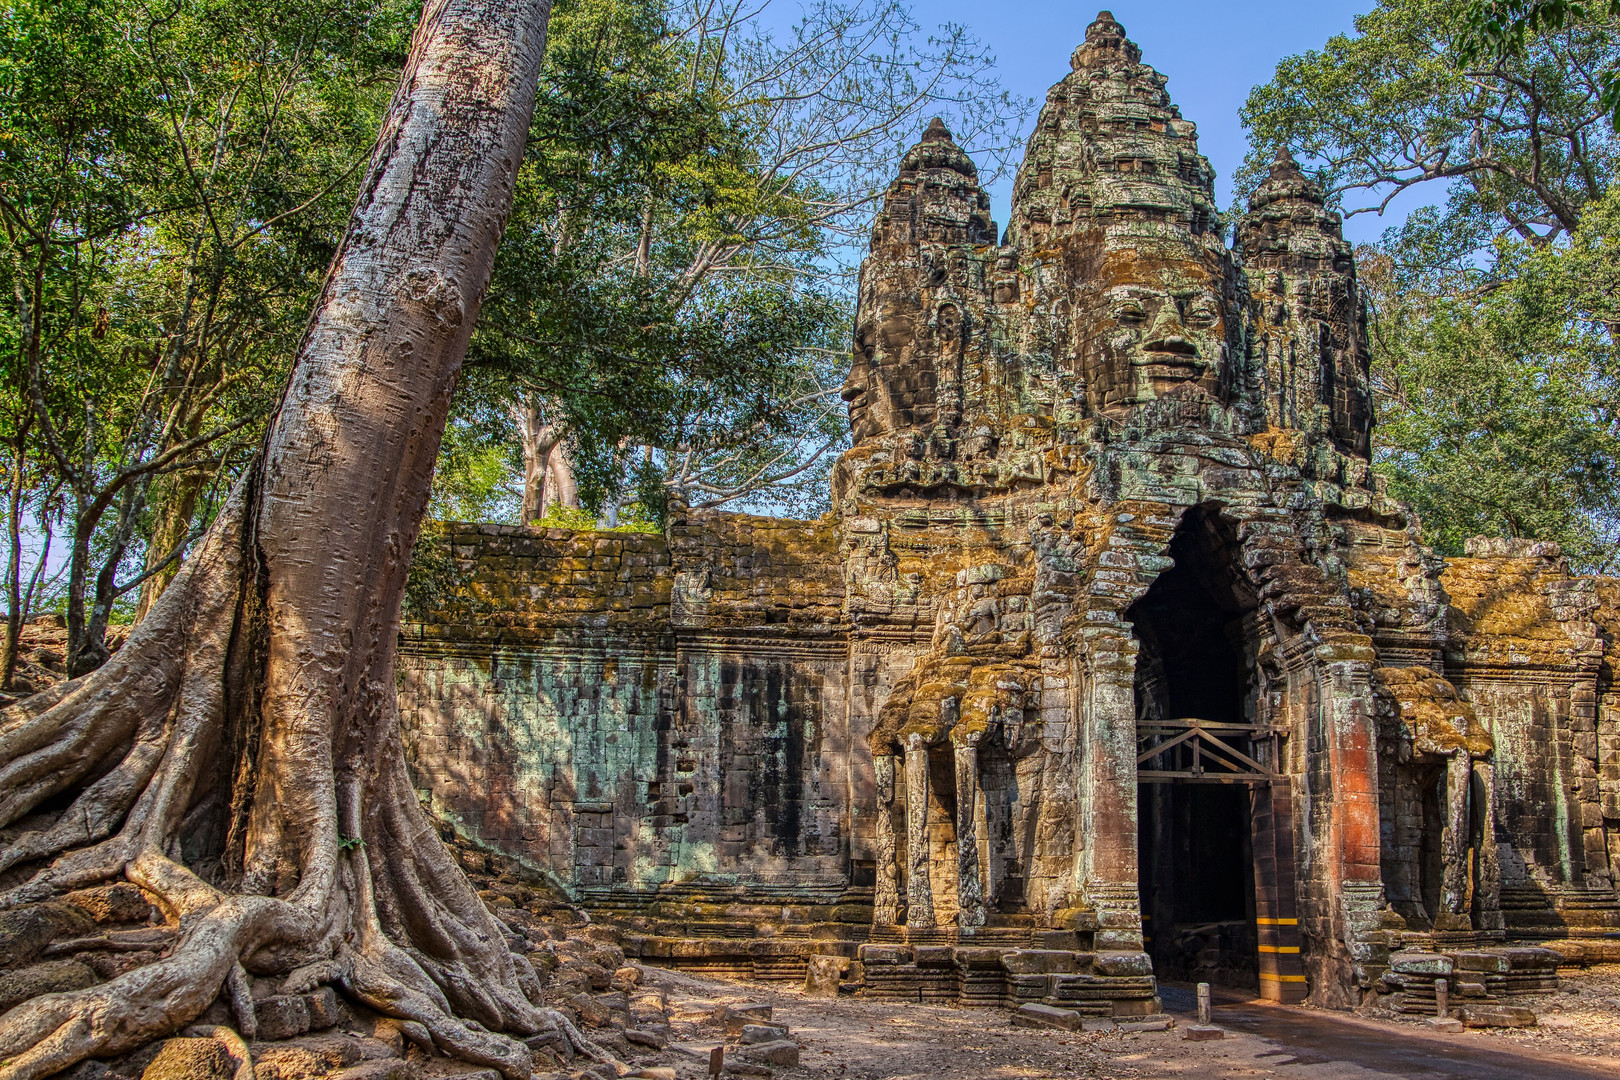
left=623, top=930, right=1161, bottom=1015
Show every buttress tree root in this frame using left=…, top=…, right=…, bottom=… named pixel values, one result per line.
left=0, top=2, right=615, bottom=1078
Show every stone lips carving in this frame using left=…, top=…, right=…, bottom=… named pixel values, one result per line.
left=399, top=12, right=1620, bottom=1025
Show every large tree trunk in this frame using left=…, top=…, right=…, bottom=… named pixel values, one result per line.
left=512, top=399, right=576, bottom=524
left=0, top=4, right=613, bottom=1079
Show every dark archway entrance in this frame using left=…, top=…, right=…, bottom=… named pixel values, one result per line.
left=1130, top=504, right=1306, bottom=1001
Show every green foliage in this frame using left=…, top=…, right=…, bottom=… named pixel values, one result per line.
left=1238, top=0, right=1617, bottom=266
left=534, top=503, right=657, bottom=533
left=1459, top=1, right=1620, bottom=127
left=427, top=386, right=523, bottom=524
left=1366, top=187, right=1620, bottom=570
left=435, top=0, right=1023, bottom=524
left=0, top=0, right=413, bottom=666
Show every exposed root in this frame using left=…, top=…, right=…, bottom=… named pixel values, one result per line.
left=0, top=476, right=541, bottom=1079
left=0, top=850, right=313, bottom=1080
left=225, top=963, right=257, bottom=1040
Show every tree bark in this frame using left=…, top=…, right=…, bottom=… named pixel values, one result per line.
left=0, top=5, right=617, bottom=1079
left=1, top=421, right=30, bottom=690
left=512, top=398, right=577, bottom=524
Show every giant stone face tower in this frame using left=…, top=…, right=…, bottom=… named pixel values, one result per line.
left=402, top=14, right=1619, bottom=1014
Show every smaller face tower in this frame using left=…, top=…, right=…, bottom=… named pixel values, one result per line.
left=1236, top=151, right=1374, bottom=458
left=842, top=118, right=998, bottom=444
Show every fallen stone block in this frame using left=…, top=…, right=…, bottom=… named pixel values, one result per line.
left=1390, top=951, right=1453, bottom=976
left=252, top=1034, right=397, bottom=1080
left=668, top=1041, right=725, bottom=1061
left=718, top=1004, right=772, bottom=1033
left=328, top=1062, right=414, bottom=1080
left=1424, top=1017, right=1464, bottom=1033
left=0, top=902, right=95, bottom=969
left=61, top=883, right=155, bottom=925
left=1010, top=1003, right=1082, bottom=1031
left=302, top=987, right=340, bottom=1030
left=738, top=1040, right=799, bottom=1067
left=140, top=1038, right=236, bottom=1080
left=1117, top=1016, right=1174, bottom=1032
left=1458, top=1006, right=1537, bottom=1028
left=0, top=959, right=97, bottom=1013
left=623, top=1028, right=667, bottom=1049
left=624, top=1070, right=676, bottom=1080
left=253, top=995, right=311, bottom=1042
left=570, top=993, right=613, bottom=1028
left=1080, top=1018, right=1117, bottom=1032
left=1182, top=1025, right=1224, bottom=1042
left=803, top=953, right=850, bottom=997
left=739, top=1024, right=789, bottom=1045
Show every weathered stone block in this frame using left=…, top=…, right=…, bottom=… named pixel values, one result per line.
left=738, top=1040, right=799, bottom=1067
left=1459, top=1006, right=1537, bottom=1028
left=253, top=995, right=311, bottom=1041
left=1389, top=951, right=1453, bottom=976
left=140, top=1038, right=235, bottom=1080
left=0, top=959, right=96, bottom=1013
left=0, top=902, right=95, bottom=968
left=1010, top=1004, right=1082, bottom=1031
left=803, top=954, right=849, bottom=997
left=302, top=987, right=340, bottom=1030
left=1094, top=951, right=1152, bottom=977
left=1000, top=950, right=1076, bottom=975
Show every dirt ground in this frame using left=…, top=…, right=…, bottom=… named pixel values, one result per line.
left=622, top=964, right=1620, bottom=1080
left=1373, top=963, right=1620, bottom=1059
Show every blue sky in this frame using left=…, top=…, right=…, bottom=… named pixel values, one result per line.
left=774, top=0, right=1404, bottom=244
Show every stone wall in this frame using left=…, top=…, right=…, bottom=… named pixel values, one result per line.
left=399, top=514, right=859, bottom=908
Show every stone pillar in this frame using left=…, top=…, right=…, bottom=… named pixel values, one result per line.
left=1317, top=640, right=1384, bottom=1005
left=905, top=734, right=936, bottom=930
left=1077, top=626, right=1143, bottom=949
left=873, top=753, right=900, bottom=926
left=954, top=734, right=985, bottom=929
left=1472, top=759, right=1504, bottom=932
left=1439, top=748, right=1472, bottom=927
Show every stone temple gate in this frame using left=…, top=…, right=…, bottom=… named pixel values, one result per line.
left=401, top=13, right=1620, bottom=1014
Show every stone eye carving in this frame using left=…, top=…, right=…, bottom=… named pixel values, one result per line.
left=1184, top=297, right=1220, bottom=329
left=1113, top=299, right=1147, bottom=325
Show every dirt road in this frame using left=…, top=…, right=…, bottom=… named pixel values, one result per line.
left=636, top=966, right=1619, bottom=1080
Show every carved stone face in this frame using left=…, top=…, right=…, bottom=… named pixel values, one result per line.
left=1077, top=248, right=1230, bottom=415
left=843, top=279, right=927, bottom=441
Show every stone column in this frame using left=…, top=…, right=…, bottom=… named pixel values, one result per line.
left=905, top=733, right=936, bottom=930
left=1316, top=639, right=1384, bottom=1005
left=1472, top=759, right=1504, bottom=931
left=954, top=733, right=985, bottom=929
left=873, top=754, right=900, bottom=926
left=1077, top=626, right=1143, bottom=950
left=1439, top=748, right=1472, bottom=926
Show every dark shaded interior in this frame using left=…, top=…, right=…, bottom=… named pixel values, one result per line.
left=1132, top=504, right=1261, bottom=989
